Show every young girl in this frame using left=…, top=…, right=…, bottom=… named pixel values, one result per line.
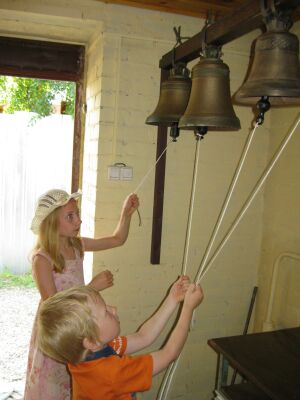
left=24, top=188, right=139, bottom=400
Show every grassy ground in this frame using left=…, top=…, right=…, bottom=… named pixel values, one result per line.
left=0, top=269, right=35, bottom=288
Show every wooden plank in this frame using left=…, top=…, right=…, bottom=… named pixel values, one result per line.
left=159, top=0, right=300, bottom=68
left=72, top=81, right=84, bottom=193
left=150, top=68, right=169, bottom=264
left=95, top=0, right=245, bottom=19
left=220, top=382, right=271, bottom=400
left=0, top=36, right=84, bottom=81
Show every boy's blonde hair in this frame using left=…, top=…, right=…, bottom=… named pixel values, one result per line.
left=33, top=206, right=83, bottom=273
left=37, top=286, right=100, bottom=364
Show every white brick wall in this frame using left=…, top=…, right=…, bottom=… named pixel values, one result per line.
left=1, top=1, right=293, bottom=398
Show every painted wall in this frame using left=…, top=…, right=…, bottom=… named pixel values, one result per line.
left=254, top=20, right=300, bottom=332
left=1, top=1, right=297, bottom=398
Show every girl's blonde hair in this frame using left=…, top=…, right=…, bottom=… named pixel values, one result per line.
left=33, top=205, right=83, bottom=273
left=37, top=286, right=101, bottom=364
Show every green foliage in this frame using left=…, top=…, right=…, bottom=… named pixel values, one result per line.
left=0, top=76, right=7, bottom=103
left=0, top=76, right=75, bottom=120
left=0, top=268, right=36, bottom=288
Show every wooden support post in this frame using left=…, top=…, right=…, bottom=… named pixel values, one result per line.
left=150, top=68, right=169, bottom=264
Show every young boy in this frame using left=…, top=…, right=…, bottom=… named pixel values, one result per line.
left=37, top=276, right=204, bottom=399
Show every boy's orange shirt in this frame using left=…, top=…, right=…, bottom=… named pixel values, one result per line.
left=68, top=336, right=153, bottom=400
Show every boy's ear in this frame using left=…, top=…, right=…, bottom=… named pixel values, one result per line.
left=83, top=338, right=102, bottom=351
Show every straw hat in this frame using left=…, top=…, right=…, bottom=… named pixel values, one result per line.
left=31, top=189, right=82, bottom=234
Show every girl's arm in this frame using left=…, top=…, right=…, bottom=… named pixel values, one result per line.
left=151, top=284, right=204, bottom=375
left=125, top=276, right=190, bottom=354
left=82, top=193, right=139, bottom=252
left=32, top=255, right=57, bottom=300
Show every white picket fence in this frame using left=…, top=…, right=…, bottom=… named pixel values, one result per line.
left=0, top=112, right=74, bottom=274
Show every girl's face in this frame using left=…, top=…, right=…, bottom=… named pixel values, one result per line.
left=58, top=199, right=82, bottom=238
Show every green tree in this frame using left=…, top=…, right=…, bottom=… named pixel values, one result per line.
left=0, top=76, right=7, bottom=104
left=0, top=76, right=75, bottom=119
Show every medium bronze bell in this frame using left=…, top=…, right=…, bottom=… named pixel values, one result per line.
left=179, top=56, right=240, bottom=131
left=234, top=31, right=300, bottom=105
left=145, top=63, right=191, bottom=126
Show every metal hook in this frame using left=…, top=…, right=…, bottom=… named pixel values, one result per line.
left=260, top=0, right=293, bottom=31
left=201, top=24, right=208, bottom=56
left=172, top=26, right=191, bottom=67
left=173, top=26, right=190, bottom=48
left=173, top=26, right=183, bottom=46
left=200, top=21, right=221, bottom=59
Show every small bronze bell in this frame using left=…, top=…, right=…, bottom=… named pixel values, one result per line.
left=234, top=30, right=300, bottom=106
left=145, top=63, right=191, bottom=126
left=179, top=55, right=240, bottom=131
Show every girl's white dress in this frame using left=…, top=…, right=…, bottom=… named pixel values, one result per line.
left=24, top=248, right=84, bottom=400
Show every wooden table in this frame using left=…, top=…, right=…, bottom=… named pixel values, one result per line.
left=208, top=327, right=300, bottom=400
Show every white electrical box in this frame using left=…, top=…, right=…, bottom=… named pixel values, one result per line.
left=120, top=165, right=133, bottom=180
left=108, top=165, right=121, bottom=180
left=108, top=163, right=133, bottom=181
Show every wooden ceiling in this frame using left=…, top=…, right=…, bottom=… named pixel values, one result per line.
left=97, top=0, right=246, bottom=19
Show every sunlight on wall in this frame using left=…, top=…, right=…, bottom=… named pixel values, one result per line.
left=0, top=112, right=74, bottom=274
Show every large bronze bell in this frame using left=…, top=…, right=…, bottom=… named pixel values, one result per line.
left=234, top=31, right=300, bottom=105
left=145, top=63, right=191, bottom=126
left=179, top=56, right=240, bottom=131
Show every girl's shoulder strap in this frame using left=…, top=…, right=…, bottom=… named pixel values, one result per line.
left=71, top=237, right=85, bottom=259
left=32, top=249, right=53, bottom=265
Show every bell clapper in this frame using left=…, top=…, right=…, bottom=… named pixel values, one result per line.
left=194, top=126, right=208, bottom=140
left=256, top=96, right=271, bottom=125
left=170, top=124, right=180, bottom=142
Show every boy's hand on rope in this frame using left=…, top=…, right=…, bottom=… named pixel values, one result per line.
left=122, top=193, right=140, bottom=216
left=89, top=269, right=114, bottom=291
left=183, top=283, right=204, bottom=310
left=169, top=275, right=191, bottom=303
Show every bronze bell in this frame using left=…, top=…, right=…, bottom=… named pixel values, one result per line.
left=145, top=63, right=191, bottom=126
left=179, top=56, right=240, bottom=131
left=234, top=31, right=300, bottom=106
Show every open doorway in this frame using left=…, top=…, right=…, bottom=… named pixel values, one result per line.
left=0, top=75, right=76, bottom=274
left=0, top=36, right=85, bottom=397
left=0, top=36, right=85, bottom=192
left=0, top=36, right=85, bottom=274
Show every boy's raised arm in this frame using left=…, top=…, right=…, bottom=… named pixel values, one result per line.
left=125, top=276, right=190, bottom=354
left=151, top=283, right=204, bottom=375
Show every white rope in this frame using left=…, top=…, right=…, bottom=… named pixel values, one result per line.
left=157, top=354, right=181, bottom=400
left=156, top=355, right=178, bottom=400
left=134, top=139, right=173, bottom=194
left=196, top=123, right=258, bottom=279
left=158, top=136, right=203, bottom=400
left=158, top=125, right=257, bottom=399
left=181, top=137, right=202, bottom=275
left=196, top=115, right=300, bottom=284
left=157, top=114, right=300, bottom=400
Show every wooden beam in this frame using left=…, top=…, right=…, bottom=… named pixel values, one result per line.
left=95, top=0, right=244, bottom=19
left=160, top=0, right=300, bottom=69
left=150, top=0, right=300, bottom=264
left=0, top=36, right=84, bottom=81
left=150, top=124, right=168, bottom=264
left=150, top=68, right=169, bottom=264
left=72, top=81, right=84, bottom=193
